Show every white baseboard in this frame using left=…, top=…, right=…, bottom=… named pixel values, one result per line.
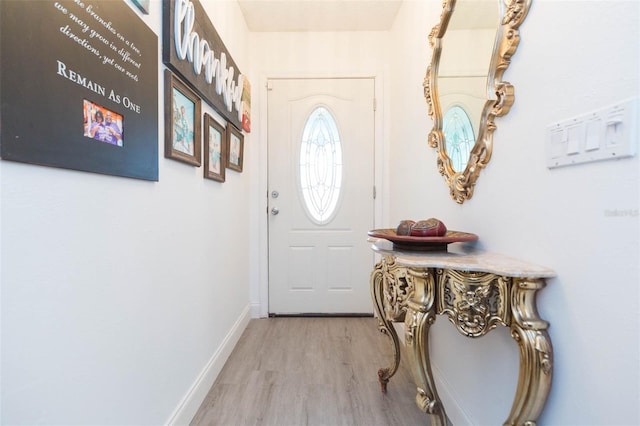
left=165, top=304, right=252, bottom=426
left=250, top=302, right=262, bottom=318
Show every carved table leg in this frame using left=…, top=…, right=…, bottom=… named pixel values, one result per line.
left=370, top=260, right=402, bottom=393
left=404, top=269, right=450, bottom=426
left=505, top=278, right=553, bottom=426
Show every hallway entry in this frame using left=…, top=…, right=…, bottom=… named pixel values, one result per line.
left=267, top=78, right=375, bottom=315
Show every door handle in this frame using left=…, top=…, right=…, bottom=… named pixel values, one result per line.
left=271, top=207, right=280, bottom=215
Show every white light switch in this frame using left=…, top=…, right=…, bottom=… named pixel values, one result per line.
left=566, top=123, right=583, bottom=155
left=549, top=128, right=565, bottom=159
left=547, top=97, right=637, bottom=168
left=584, top=118, right=601, bottom=151
left=605, top=114, right=623, bottom=148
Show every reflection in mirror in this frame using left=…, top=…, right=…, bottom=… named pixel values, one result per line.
left=443, top=105, right=475, bottom=171
left=424, top=0, right=532, bottom=203
left=439, top=0, right=498, bottom=172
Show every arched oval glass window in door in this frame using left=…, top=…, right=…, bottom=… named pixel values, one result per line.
left=299, top=106, right=343, bottom=225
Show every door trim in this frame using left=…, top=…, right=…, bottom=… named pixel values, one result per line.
left=255, top=72, right=389, bottom=318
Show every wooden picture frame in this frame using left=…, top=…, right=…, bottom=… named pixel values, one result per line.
left=226, top=123, right=244, bottom=172
left=131, top=0, right=150, bottom=14
left=203, top=114, right=226, bottom=182
left=164, top=70, right=201, bottom=166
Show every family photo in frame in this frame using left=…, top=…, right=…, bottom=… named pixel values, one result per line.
left=164, top=70, right=201, bottom=166
left=226, top=123, right=244, bottom=173
left=83, top=100, right=124, bottom=147
left=203, top=113, right=227, bottom=182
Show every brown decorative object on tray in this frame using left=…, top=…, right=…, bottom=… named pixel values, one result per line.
left=368, top=228, right=478, bottom=251
left=410, top=218, right=447, bottom=236
left=395, top=218, right=448, bottom=237
left=396, top=220, right=416, bottom=236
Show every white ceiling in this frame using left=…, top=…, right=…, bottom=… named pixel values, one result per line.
left=237, top=0, right=403, bottom=32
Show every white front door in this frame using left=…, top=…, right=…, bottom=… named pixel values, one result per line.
left=267, top=78, right=375, bottom=315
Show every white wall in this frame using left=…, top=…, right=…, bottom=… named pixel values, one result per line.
left=390, top=0, right=639, bottom=425
left=1, top=1, right=252, bottom=424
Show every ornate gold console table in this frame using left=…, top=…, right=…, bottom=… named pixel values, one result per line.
left=370, top=239, right=555, bottom=426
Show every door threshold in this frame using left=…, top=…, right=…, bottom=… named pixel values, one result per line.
left=269, top=313, right=374, bottom=318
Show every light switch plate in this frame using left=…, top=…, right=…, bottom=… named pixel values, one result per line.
left=547, top=98, right=637, bottom=168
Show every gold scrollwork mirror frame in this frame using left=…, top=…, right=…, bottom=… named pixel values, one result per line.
left=424, top=0, right=532, bottom=203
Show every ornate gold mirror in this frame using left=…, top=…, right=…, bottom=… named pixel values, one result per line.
left=424, top=0, right=532, bottom=203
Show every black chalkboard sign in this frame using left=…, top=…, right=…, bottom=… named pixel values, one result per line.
left=0, top=0, right=159, bottom=181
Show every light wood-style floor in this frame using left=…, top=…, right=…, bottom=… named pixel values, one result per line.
left=191, top=317, right=430, bottom=426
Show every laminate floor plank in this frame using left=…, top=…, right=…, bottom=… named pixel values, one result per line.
left=191, top=317, right=430, bottom=426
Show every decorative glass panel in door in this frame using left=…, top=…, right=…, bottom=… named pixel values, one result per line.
left=299, top=106, right=343, bottom=225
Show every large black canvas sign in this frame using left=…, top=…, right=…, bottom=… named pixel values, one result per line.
left=163, top=0, right=244, bottom=130
left=0, top=0, right=158, bottom=181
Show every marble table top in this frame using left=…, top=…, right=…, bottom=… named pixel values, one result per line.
left=370, top=238, right=556, bottom=278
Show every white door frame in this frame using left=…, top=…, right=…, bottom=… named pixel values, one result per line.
left=254, top=71, right=390, bottom=318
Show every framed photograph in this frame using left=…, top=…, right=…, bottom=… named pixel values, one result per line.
left=226, top=123, right=244, bottom=172
left=165, top=70, right=201, bottom=166
left=84, top=100, right=124, bottom=147
left=131, top=0, right=150, bottom=14
left=203, top=114, right=226, bottom=182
